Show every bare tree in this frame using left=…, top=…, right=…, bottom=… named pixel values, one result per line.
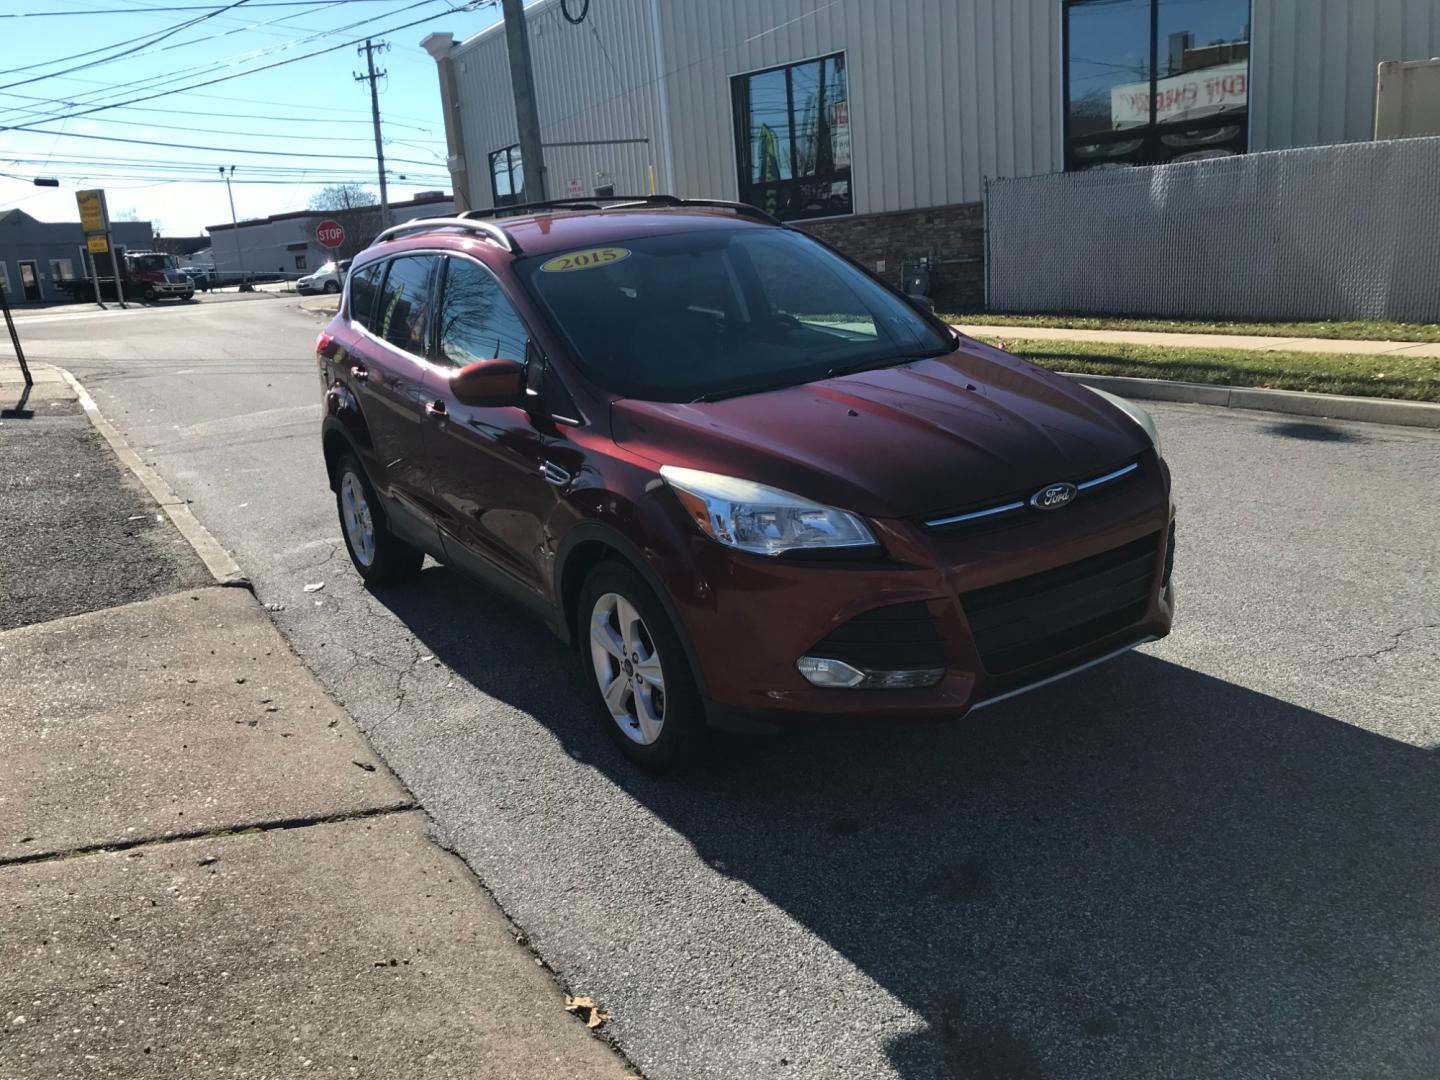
left=307, top=184, right=377, bottom=212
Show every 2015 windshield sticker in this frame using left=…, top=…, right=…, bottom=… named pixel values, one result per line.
left=539, top=247, right=631, bottom=273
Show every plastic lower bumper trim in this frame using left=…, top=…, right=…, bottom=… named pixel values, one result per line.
left=969, top=635, right=1156, bottom=710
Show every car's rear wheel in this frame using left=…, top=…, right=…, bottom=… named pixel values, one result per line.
left=579, top=562, right=704, bottom=773
left=323, top=280, right=340, bottom=294
left=335, top=453, right=423, bottom=586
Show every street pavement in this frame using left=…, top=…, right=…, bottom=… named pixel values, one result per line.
left=12, top=297, right=1440, bottom=1079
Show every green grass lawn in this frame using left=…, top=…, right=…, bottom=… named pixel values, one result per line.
left=976, top=338, right=1440, bottom=403
left=944, top=311, right=1440, bottom=344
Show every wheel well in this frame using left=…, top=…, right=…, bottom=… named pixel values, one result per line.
left=559, top=540, right=621, bottom=645
left=322, top=429, right=351, bottom=492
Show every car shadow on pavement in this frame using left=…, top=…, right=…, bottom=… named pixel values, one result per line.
left=375, top=564, right=1440, bottom=1080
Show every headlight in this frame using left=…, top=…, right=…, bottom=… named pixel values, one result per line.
left=1087, top=386, right=1161, bottom=453
left=660, top=466, right=876, bottom=556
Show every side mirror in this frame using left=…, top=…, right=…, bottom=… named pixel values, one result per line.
left=450, top=358, right=526, bottom=408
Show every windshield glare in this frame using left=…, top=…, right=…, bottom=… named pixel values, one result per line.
left=517, top=228, right=951, bottom=402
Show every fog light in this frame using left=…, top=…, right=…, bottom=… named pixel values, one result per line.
left=796, top=656, right=945, bottom=690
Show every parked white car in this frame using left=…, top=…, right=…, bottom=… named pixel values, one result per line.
left=296, top=259, right=350, bottom=295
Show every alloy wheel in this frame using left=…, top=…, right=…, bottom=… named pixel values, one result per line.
left=340, top=471, right=376, bottom=568
left=589, top=592, right=666, bottom=745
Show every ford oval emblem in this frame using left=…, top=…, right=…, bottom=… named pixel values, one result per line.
left=1030, top=482, right=1077, bottom=510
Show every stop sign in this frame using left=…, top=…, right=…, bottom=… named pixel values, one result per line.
left=316, top=219, right=345, bottom=249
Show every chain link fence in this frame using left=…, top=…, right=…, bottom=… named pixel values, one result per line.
left=986, top=136, right=1440, bottom=323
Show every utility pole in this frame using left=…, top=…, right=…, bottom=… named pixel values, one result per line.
left=500, top=0, right=546, bottom=202
left=219, top=165, right=250, bottom=291
left=356, top=39, right=391, bottom=229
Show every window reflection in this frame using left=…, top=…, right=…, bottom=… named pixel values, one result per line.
left=1066, top=0, right=1250, bottom=169
left=732, top=52, right=852, bottom=221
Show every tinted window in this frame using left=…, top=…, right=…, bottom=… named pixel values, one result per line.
left=375, top=254, right=438, bottom=356
left=348, top=261, right=384, bottom=331
left=436, top=257, right=529, bottom=367
left=517, top=228, right=948, bottom=403
left=731, top=53, right=851, bottom=222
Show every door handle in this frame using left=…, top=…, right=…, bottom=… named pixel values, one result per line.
left=425, top=400, right=448, bottom=418
left=350, top=365, right=368, bottom=381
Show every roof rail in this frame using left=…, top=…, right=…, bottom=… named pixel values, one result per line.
left=464, top=194, right=784, bottom=228
left=372, top=216, right=517, bottom=253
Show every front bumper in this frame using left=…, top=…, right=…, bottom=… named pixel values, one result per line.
left=666, top=453, right=1175, bottom=728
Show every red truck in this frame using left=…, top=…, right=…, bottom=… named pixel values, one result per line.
left=63, top=248, right=197, bottom=303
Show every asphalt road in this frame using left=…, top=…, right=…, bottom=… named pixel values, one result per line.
left=18, top=297, right=1440, bottom=1080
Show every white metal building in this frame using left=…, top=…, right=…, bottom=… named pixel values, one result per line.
left=206, top=192, right=454, bottom=279
left=422, top=0, right=1440, bottom=295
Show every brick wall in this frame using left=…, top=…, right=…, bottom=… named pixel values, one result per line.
left=796, top=200, right=986, bottom=310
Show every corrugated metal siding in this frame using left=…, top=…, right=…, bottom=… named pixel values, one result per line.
left=450, top=0, right=664, bottom=210
left=1252, top=0, right=1440, bottom=150
left=657, top=0, right=1062, bottom=213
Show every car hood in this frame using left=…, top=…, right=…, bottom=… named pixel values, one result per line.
left=610, top=339, right=1152, bottom=519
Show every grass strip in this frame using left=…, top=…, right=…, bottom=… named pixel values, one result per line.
left=945, top=312, right=1440, bottom=344
left=975, top=338, right=1440, bottom=404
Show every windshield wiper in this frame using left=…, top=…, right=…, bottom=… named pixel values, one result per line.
left=823, top=341, right=957, bottom=380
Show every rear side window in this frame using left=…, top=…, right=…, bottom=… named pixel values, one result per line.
left=375, top=254, right=439, bottom=357
left=348, top=262, right=384, bottom=332
left=436, top=256, right=529, bottom=367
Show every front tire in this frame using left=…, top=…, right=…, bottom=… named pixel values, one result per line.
left=579, top=562, right=704, bottom=773
left=335, top=453, right=423, bottom=586
left=181, top=291, right=195, bottom=301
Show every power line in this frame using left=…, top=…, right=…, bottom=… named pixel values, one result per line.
left=0, top=0, right=451, bottom=123
left=0, top=0, right=253, bottom=92
left=11, top=126, right=448, bottom=168
left=0, top=88, right=438, bottom=131
left=0, top=0, right=409, bottom=16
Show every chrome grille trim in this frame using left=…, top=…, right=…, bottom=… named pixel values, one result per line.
left=923, top=459, right=1140, bottom=530
left=924, top=501, right=1026, bottom=528
left=1076, top=461, right=1139, bottom=491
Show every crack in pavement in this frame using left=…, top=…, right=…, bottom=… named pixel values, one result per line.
left=1333, top=624, right=1440, bottom=663
left=0, top=802, right=418, bottom=869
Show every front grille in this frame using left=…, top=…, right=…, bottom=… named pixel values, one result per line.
left=960, top=532, right=1160, bottom=675
left=806, top=601, right=946, bottom=671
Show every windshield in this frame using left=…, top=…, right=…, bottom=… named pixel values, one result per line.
left=516, top=227, right=951, bottom=402
left=317, top=261, right=339, bottom=274
left=132, top=254, right=176, bottom=272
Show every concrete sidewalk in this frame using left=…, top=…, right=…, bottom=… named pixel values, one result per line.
left=0, top=367, right=635, bottom=1079
left=952, top=322, right=1440, bottom=358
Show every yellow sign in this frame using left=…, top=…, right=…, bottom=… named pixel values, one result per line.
left=77, top=189, right=108, bottom=234
left=539, top=247, right=630, bottom=273
left=87, top=234, right=110, bottom=254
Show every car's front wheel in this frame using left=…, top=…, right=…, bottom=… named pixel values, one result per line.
left=579, top=562, right=704, bottom=773
left=335, top=453, right=423, bottom=586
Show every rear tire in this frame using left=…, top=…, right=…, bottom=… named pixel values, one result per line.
left=578, top=561, right=705, bottom=773
left=324, top=280, right=340, bottom=294
left=335, top=453, right=423, bottom=586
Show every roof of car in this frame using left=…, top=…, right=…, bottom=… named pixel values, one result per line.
left=365, top=205, right=776, bottom=264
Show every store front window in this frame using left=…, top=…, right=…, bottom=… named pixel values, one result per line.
left=1065, top=0, right=1250, bottom=170
left=731, top=52, right=852, bottom=221
left=489, top=144, right=524, bottom=207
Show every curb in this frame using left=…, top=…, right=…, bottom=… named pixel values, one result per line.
left=55, top=366, right=250, bottom=587
left=1059, top=372, right=1440, bottom=430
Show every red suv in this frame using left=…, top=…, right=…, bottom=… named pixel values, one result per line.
left=317, top=197, right=1174, bottom=770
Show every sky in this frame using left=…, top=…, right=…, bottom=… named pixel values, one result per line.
left=0, top=0, right=503, bottom=236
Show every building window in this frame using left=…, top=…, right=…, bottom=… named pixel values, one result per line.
left=0, top=262, right=9, bottom=295
left=731, top=52, right=852, bottom=222
left=48, top=258, right=74, bottom=282
left=295, top=254, right=307, bottom=270
left=489, top=144, right=523, bottom=207
left=1064, top=0, right=1250, bottom=170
